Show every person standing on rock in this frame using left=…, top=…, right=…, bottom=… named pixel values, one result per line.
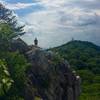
left=34, top=38, right=38, bottom=46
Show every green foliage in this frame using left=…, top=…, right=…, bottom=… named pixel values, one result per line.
left=52, top=53, right=62, bottom=65
left=0, top=23, right=14, bottom=51
left=94, top=76, right=100, bottom=83
left=34, top=96, right=42, bottom=100
left=7, top=95, right=24, bottom=100
left=5, top=52, right=30, bottom=91
left=50, top=40, right=100, bottom=100
left=0, top=4, right=29, bottom=99
left=0, top=3, right=25, bottom=37
left=0, top=52, right=30, bottom=99
left=0, top=59, right=13, bottom=96
left=82, top=83, right=100, bottom=94
left=79, top=83, right=100, bottom=100
left=51, top=40, right=100, bottom=74
left=77, top=70, right=95, bottom=84
left=79, top=93, right=100, bottom=100
left=0, top=23, right=14, bottom=39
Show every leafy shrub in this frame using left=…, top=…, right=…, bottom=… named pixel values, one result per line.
left=0, top=59, right=13, bottom=96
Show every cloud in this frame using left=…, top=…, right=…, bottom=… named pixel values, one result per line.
left=0, top=0, right=5, bottom=4
left=1, top=0, right=100, bottom=48
left=0, top=1, right=38, bottom=10
left=7, top=2, right=38, bottom=10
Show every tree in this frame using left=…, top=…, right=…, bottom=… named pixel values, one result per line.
left=77, top=70, right=94, bottom=84
left=0, top=3, right=25, bottom=37
left=0, top=23, right=14, bottom=51
left=0, top=52, right=30, bottom=99
left=5, top=52, right=30, bottom=91
left=0, top=3, right=25, bottom=51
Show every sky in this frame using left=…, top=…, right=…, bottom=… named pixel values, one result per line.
left=0, top=0, right=100, bottom=48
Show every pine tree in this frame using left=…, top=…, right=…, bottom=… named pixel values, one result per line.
left=0, top=3, right=25, bottom=51
left=0, top=3, right=25, bottom=38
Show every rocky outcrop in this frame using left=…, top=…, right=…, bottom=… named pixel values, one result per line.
left=11, top=38, right=81, bottom=100
left=26, top=50, right=81, bottom=100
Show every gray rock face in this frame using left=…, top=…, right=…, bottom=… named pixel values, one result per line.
left=11, top=38, right=81, bottom=100
left=25, top=49, right=81, bottom=100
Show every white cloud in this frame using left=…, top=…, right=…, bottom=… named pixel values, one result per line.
left=7, top=2, right=37, bottom=10
left=21, top=0, right=100, bottom=48
left=0, top=1, right=38, bottom=10
left=1, top=0, right=100, bottom=48
left=0, top=0, right=5, bottom=4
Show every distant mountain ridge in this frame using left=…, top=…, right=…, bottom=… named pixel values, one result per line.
left=51, top=40, right=100, bottom=72
left=52, top=40, right=100, bottom=51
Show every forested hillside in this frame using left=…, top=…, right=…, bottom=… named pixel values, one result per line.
left=51, top=40, right=100, bottom=100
